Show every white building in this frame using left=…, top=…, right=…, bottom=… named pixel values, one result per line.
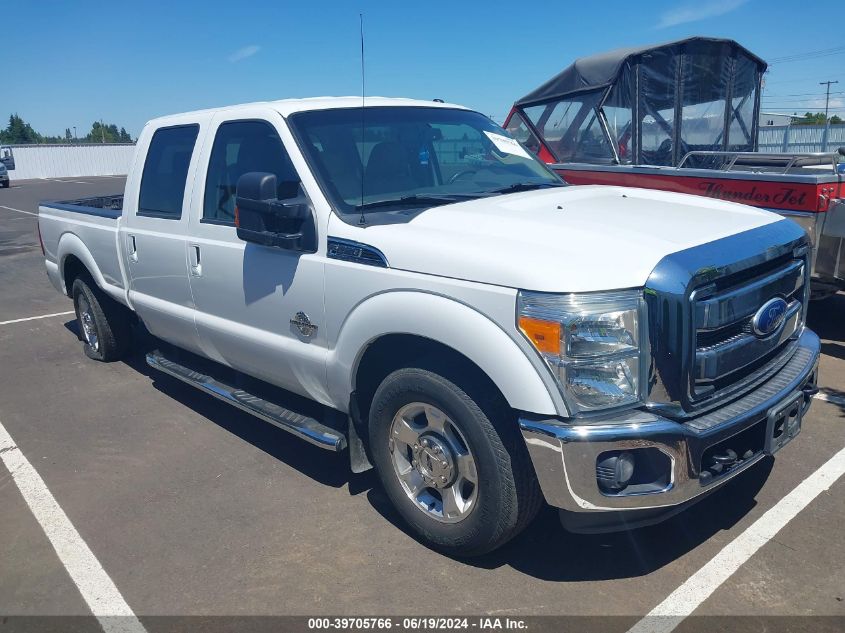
left=759, top=112, right=800, bottom=127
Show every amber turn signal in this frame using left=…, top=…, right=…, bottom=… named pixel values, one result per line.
left=518, top=316, right=561, bottom=355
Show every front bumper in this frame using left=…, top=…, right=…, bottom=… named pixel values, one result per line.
left=520, top=328, right=820, bottom=523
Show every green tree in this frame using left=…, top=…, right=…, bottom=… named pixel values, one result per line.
left=0, top=114, right=43, bottom=144
left=83, top=121, right=133, bottom=143
left=795, top=112, right=839, bottom=125
left=0, top=114, right=134, bottom=144
left=831, top=115, right=843, bottom=125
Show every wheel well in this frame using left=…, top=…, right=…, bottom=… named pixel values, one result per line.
left=352, top=334, right=509, bottom=426
left=62, top=255, right=88, bottom=297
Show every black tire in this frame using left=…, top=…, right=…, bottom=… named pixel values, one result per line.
left=0, top=180, right=9, bottom=188
left=369, top=365, right=542, bottom=557
left=72, top=275, right=131, bottom=362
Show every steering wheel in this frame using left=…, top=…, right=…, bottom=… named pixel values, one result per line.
left=448, top=169, right=477, bottom=184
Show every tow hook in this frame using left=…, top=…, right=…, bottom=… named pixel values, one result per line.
left=801, top=383, right=819, bottom=398
left=700, top=447, right=755, bottom=484
left=711, top=448, right=738, bottom=467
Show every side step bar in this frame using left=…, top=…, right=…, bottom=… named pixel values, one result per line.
left=146, top=350, right=347, bottom=452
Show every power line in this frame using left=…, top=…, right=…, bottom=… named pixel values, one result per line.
left=762, top=97, right=844, bottom=105
left=763, top=75, right=845, bottom=86
left=759, top=107, right=845, bottom=112
left=763, top=91, right=845, bottom=98
left=762, top=96, right=841, bottom=102
left=768, top=46, right=845, bottom=64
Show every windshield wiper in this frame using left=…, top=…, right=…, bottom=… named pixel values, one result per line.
left=353, top=193, right=481, bottom=212
left=486, top=182, right=566, bottom=195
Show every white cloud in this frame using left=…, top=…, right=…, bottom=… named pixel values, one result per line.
left=228, top=45, right=260, bottom=63
left=792, top=97, right=844, bottom=112
left=656, top=0, right=749, bottom=28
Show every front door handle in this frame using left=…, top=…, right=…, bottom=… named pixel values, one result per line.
left=189, top=244, right=202, bottom=276
left=127, top=234, right=138, bottom=263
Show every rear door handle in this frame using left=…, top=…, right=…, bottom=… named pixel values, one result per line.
left=127, top=234, right=138, bottom=263
left=189, top=244, right=202, bottom=276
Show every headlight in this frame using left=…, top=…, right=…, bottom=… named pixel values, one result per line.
left=517, top=290, right=644, bottom=414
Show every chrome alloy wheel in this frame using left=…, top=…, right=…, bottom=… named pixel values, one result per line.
left=388, top=402, right=478, bottom=523
left=77, top=295, right=99, bottom=352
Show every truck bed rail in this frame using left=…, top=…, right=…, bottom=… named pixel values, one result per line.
left=41, top=194, right=124, bottom=219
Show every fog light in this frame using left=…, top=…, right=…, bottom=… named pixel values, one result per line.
left=596, top=451, right=635, bottom=493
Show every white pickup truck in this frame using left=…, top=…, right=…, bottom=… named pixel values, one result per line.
left=38, top=97, right=820, bottom=556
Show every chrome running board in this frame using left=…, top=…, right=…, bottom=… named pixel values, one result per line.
left=146, top=349, right=347, bottom=452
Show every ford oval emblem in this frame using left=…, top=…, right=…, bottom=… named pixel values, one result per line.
left=752, top=297, right=788, bottom=337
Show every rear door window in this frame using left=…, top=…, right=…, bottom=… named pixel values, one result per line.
left=138, top=124, right=199, bottom=219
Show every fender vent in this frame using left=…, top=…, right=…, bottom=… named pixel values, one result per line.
left=327, top=238, right=388, bottom=268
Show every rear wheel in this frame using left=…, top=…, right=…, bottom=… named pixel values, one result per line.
left=72, top=276, right=131, bottom=361
left=369, top=366, right=542, bottom=557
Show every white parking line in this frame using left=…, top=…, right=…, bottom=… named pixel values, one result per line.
left=625, top=445, right=845, bottom=633
left=0, top=419, right=147, bottom=633
left=815, top=391, right=845, bottom=406
left=0, top=311, right=75, bottom=326
left=0, top=204, right=37, bottom=216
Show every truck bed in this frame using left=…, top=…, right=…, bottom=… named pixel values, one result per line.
left=38, top=194, right=127, bottom=303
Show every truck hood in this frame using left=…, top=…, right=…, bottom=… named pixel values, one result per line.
left=349, top=186, right=784, bottom=292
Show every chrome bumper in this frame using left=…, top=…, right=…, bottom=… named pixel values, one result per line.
left=520, top=328, right=820, bottom=516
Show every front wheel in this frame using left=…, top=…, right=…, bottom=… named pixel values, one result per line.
left=369, top=366, right=542, bottom=557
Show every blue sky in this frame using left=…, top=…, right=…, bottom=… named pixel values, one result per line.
left=7, top=0, right=844, bottom=138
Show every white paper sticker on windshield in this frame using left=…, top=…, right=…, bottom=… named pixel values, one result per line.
left=483, top=131, right=531, bottom=159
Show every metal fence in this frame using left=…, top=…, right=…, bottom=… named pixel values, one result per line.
left=6, top=143, right=136, bottom=180
left=758, top=124, right=845, bottom=153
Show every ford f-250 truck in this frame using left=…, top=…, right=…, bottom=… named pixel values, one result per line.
left=38, top=97, right=820, bottom=556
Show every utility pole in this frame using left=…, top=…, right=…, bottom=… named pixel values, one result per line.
left=820, top=80, right=839, bottom=122
left=100, top=119, right=105, bottom=143
left=72, top=126, right=77, bottom=144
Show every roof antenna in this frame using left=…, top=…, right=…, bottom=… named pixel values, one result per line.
left=358, top=13, right=367, bottom=226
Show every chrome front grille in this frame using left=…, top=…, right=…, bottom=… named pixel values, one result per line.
left=643, top=219, right=811, bottom=419
left=689, top=257, right=807, bottom=402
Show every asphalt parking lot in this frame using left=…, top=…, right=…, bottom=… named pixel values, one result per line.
left=1, top=177, right=844, bottom=631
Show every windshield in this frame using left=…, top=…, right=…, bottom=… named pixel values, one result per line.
left=288, top=107, right=563, bottom=224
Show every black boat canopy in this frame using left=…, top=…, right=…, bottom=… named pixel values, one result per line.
left=508, top=37, right=768, bottom=167
left=516, top=37, right=765, bottom=107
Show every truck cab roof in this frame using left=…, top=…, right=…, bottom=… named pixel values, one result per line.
left=146, top=97, right=468, bottom=129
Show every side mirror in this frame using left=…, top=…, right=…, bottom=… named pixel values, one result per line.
left=235, top=172, right=314, bottom=251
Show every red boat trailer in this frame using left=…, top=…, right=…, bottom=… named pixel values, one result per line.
left=505, top=37, right=845, bottom=296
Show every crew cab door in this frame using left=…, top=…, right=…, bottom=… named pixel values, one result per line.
left=121, top=122, right=204, bottom=354
left=185, top=110, right=328, bottom=402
